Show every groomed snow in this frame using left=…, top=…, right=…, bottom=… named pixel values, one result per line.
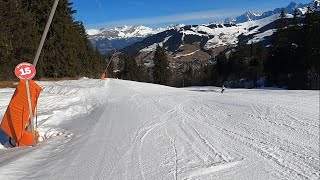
left=0, top=79, right=319, bottom=180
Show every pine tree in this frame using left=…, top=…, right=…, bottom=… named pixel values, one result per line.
left=268, top=8, right=291, bottom=85
left=0, top=0, right=104, bottom=80
left=280, top=8, right=286, bottom=19
left=182, top=64, right=193, bottom=87
left=293, top=8, right=300, bottom=26
left=275, top=8, right=289, bottom=48
left=306, top=6, right=312, bottom=14
left=215, top=52, right=229, bottom=84
left=28, top=0, right=103, bottom=78
left=0, top=0, right=38, bottom=80
left=301, top=9, right=320, bottom=88
left=228, top=42, right=249, bottom=78
left=314, top=1, right=319, bottom=10
left=254, top=44, right=267, bottom=80
left=152, top=45, right=170, bottom=85
left=117, top=53, right=139, bottom=81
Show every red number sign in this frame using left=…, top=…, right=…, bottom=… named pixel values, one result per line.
left=15, top=62, right=36, bottom=80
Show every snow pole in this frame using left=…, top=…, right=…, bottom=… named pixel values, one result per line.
left=32, top=0, right=60, bottom=68
left=29, top=0, right=59, bottom=146
left=101, top=49, right=118, bottom=79
left=106, top=50, right=117, bottom=70
left=26, top=80, right=37, bottom=146
left=101, top=59, right=112, bottom=78
left=30, top=0, right=59, bottom=146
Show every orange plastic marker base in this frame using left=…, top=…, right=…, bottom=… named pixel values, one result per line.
left=101, top=73, right=107, bottom=79
left=0, top=80, right=42, bottom=146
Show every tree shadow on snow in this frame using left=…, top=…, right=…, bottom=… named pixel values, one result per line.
left=189, top=89, right=220, bottom=93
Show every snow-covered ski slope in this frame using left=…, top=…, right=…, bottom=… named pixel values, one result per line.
left=0, top=78, right=319, bottom=180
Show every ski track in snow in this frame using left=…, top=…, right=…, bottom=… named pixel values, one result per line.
left=0, top=79, right=319, bottom=180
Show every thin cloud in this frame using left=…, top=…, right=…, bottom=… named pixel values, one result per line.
left=87, top=9, right=244, bottom=29
left=94, top=0, right=106, bottom=18
left=95, top=0, right=103, bottom=9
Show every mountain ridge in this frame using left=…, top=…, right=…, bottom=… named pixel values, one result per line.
left=87, top=1, right=317, bottom=54
left=224, top=1, right=316, bottom=24
left=87, top=24, right=184, bottom=53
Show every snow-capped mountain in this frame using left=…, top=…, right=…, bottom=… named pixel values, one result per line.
left=88, top=25, right=162, bottom=40
left=87, top=25, right=180, bottom=53
left=224, top=11, right=262, bottom=24
left=88, top=1, right=317, bottom=54
left=120, top=14, right=281, bottom=69
left=225, top=1, right=317, bottom=24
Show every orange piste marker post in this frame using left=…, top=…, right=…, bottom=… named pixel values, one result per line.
left=101, top=72, right=107, bottom=79
left=0, top=62, right=42, bottom=147
left=15, top=63, right=37, bottom=146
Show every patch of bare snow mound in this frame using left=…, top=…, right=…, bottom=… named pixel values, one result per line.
left=0, top=78, right=110, bottom=149
left=36, top=78, right=110, bottom=140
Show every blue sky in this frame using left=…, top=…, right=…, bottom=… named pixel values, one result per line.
left=70, top=0, right=311, bottom=29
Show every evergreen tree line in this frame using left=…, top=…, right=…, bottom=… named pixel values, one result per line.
left=0, top=0, right=104, bottom=80
left=109, top=45, right=216, bottom=87
left=267, top=6, right=320, bottom=89
left=215, top=42, right=268, bottom=87
left=216, top=6, right=319, bottom=89
left=107, top=46, right=170, bottom=85
left=107, top=5, right=319, bottom=89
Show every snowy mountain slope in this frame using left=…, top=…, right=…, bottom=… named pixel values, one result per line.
left=88, top=1, right=316, bottom=54
left=0, top=79, right=319, bottom=179
left=87, top=25, right=174, bottom=53
left=120, top=14, right=282, bottom=68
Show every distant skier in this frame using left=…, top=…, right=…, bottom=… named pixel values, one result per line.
left=221, top=85, right=225, bottom=93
